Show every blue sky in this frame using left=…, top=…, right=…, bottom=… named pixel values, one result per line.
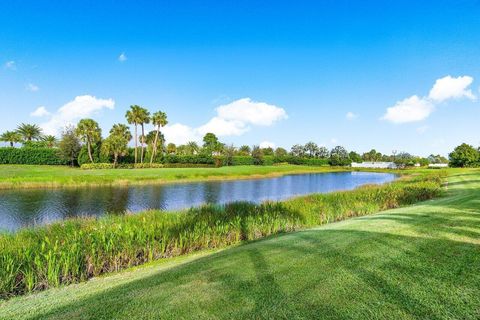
left=1, top=0, right=479, bottom=156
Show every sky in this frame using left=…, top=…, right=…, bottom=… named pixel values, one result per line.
left=1, top=0, right=479, bottom=156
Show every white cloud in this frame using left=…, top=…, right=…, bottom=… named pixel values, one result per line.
left=330, top=138, right=338, bottom=144
left=26, top=83, right=39, bottom=92
left=164, top=98, right=287, bottom=144
left=118, top=53, right=127, bottom=62
left=382, top=95, right=434, bottom=124
left=40, top=95, right=115, bottom=135
left=30, top=106, right=50, bottom=117
left=259, top=141, right=276, bottom=149
left=216, top=98, right=287, bottom=126
left=428, top=75, right=475, bottom=102
left=197, top=117, right=248, bottom=137
left=162, top=123, right=199, bottom=145
left=382, top=75, right=475, bottom=124
left=346, top=111, right=358, bottom=120
left=4, top=61, right=16, bottom=70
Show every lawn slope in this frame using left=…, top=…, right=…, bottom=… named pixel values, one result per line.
left=1, top=169, right=479, bottom=319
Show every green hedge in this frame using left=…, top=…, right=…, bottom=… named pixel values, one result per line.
left=0, top=147, right=66, bottom=165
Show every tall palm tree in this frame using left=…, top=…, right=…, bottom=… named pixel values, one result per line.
left=75, top=119, right=102, bottom=163
left=126, top=105, right=147, bottom=164
left=150, top=111, right=168, bottom=163
left=42, top=135, right=57, bottom=148
left=16, top=123, right=43, bottom=141
left=0, top=131, right=22, bottom=147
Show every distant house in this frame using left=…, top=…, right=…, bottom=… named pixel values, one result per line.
left=428, top=163, right=449, bottom=168
left=351, top=162, right=398, bottom=169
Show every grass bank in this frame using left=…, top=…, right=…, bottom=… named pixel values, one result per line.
left=0, top=172, right=442, bottom=298
left=1, top=169, right=478, bottom=319
left=0, top=165, right=345, bottom=189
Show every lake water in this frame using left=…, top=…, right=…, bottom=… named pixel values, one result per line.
left=0, top=171, right=397, bottom=231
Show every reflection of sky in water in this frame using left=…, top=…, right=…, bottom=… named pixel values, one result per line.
left=0, top=172, right=397, bottom=232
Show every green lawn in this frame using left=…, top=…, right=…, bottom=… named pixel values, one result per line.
left=1, top=169, right=479, bottom=319
left=0, top=164, right=343, bottom=189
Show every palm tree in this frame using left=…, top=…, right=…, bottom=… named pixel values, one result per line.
left=103, top=124, right=132, bottom=166
left=75, top=119, right=102, bottom=163
left=186, top=141, right=199, bottom=155
left=42, top=135, right=57, bottom=148
left=150, top=111, right=168, bottom=163
left=16, top=123, right=43, bottom=141
left=126, top=105, right=150, bottom=164
left=0, top=131, right=22, bottom=147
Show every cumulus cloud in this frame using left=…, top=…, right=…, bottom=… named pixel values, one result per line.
left=428, top=75, right=475, bottom=102
left=259, top=141, right=276, bottom=149
left=30, top=106, right=50, bottom=117
left=165, top=98, right=287, bottom=144
left=346, top=111, right=358, bottom=120
left=4, top=61, right=16, bottom=70
left=26, top=83, right=39, bottom=92
left=40, top=95, right=115, bottom=135
left=118, top=53, right=127, bottom=62
left=382, top=75, right=475, bottom=124
left=216, top=98, right=287, bottom=126
left=382, top=95, right=434, bottom=124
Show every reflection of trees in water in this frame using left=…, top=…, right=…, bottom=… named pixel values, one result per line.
left=144, top=185, right=167, bottom=211
left=103, top=187, right=130, bottom=215
left=61, top=189, right=83, bottom=219
left=3, top=190, right=51, bottom=229
left=204, top=182, right=221, bottom=204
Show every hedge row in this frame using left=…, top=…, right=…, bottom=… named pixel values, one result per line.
left=0, top=148, right=67, bottom=165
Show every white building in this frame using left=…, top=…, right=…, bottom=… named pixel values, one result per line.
left=351, top=162, right=398, bottom=169
left=428, top=163, right=449, bottom=168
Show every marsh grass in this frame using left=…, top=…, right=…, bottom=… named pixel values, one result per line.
left=0, top=172, right=444, bottom=298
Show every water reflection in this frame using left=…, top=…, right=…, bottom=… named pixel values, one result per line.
left=0, top=172, right=397, bottom=231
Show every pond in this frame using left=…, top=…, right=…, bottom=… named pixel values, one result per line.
left=0, top=171, right=397, bottom=231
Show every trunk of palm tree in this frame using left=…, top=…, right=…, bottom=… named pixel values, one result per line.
left=87, top=139, right=94, bottom=163
left=141, top=123, right=145, bottom=163
left=10, top=141, right=13, bottom=147
left=134, top=124, right=138, bottom=164
left=113, top=153, right=118, bottom=168
left=150, top=125, right=160, bottom=164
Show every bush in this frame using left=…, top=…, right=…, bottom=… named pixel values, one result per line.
left=0, top=172, right=443, bottom=298
left=81, top=163, right=165, bottom=170
left=0, top=147, right=66, bottom=165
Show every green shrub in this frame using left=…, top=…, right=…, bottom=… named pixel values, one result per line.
left=0, top=172, right=443, bottom=298
left=0, top=147, right=66, bottom=165
left=81, top=163, right=165, bottom=170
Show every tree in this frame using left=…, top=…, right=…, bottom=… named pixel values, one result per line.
left=290, top=144, right=306, bottom=157
left=428, top=154, right=448, bottom=164
left=167, top=143, right=177, bottom=155
left=126, top=105, right=150, bottom=164
left=251, top=145, right=264, bottom=165
left=186, top=141, right=200, bottom=155
left=146, top=131, right=165, bottom=158
left=304, top=141, right=319, bottom=158
left=223, top=144, right=236, bottom=166
left=316, top=146, right=329, bottom=158
left=202, top=133, right=221, bottom=156
left=76, top=119, right=102, bottom=163
left=42, top=135, right=57, bottom=148
left=16, top=123, right=43, bottom=141
left=274, top=147, right=288, bottom=157
left=150, top=111, right=167, bottom=163
left=262, top=147, right=274, bottom=156
left=238, top=145, right=251, bottom=156
left=349, top=151, right=362, bottom=163
left=102, top=124, right=132, bottom=167
left=58, top=126, right=81, bottom=167
left=362, top=149, right=382, bottom=162
left=0, top=131, right=22, bottom=147
left=449, top=143, right=479, bottom=167
left=329, top=146, right=351, bottom=166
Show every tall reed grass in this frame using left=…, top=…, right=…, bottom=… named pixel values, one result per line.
left=0, top=172, right=444, bottom=298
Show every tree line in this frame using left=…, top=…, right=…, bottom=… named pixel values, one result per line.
left=0, top=108, right=466, bottom=168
